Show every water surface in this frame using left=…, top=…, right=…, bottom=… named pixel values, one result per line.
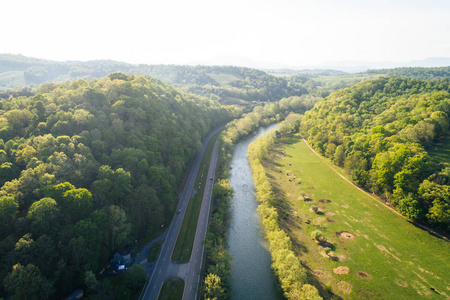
left=227, top=125, right=283, bottom=300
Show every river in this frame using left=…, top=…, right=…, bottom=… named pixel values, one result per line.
left=227, top=125, right=283, bottom=300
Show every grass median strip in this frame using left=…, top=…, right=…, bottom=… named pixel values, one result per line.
left=147, top=241, right=162, bottom=263
left=158, top=278, right=184, bottom=300
left=172, top=131, right=220, bottom=264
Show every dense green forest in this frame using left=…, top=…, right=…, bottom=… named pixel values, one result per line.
left=301, top=76, right=450, bottom=231
left=0, top=73, right=233, bottom=299
left=367, top=66, right=450, bottom=80
left=0, top=54, right=309, bottom=107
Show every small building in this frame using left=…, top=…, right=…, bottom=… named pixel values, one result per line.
left=113, top=248, right=132, bottom=265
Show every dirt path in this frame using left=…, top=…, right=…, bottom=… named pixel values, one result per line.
left=301, top=138, right=449, bottom=242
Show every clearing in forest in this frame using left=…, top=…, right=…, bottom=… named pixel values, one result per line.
left=263, top=134, right=450, bottom=299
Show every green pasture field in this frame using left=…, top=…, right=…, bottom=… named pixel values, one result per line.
left=263, top=134, right=449, bottom=299
left=172, top=131, right=220, bottom=263
left=0, top=71, right=26, bottom=90
left=158, top=277, right=184, bottom=300
left=208, top=73, right=242, bottom=86
left=314, top=73, right=384, bottom=86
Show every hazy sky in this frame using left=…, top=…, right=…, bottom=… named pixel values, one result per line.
left=1, top=0, right=449, bottom=67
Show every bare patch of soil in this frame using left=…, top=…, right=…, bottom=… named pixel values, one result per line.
left=357, top=271, right=371, bottom=279
left=326, top=212, right=335, bottom=216
left=337, top=281, right=352, bottom=294
left=327, top=218, right=335, bottom=223
left=365, top=211, right=373, bottom=216
left=315, top=217, right=326, bottom=222
left=313, top=270, right=324, bottom=277
left=336, top=254, right=346, bottom=261
left=335, top=230, right=356, bottom=240
left=334, top=266, right=349, bottom=274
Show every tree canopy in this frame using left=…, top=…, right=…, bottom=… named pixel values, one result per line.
left=0, top=72, right=233, bottom=298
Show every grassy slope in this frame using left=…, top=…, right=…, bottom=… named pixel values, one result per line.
left=263, top=134, right=449, bottom=299
left=208, top=73, right=242, bottom=86
left=314, top=73, right=383, bottom=84
left=172, top=131, right=220, bottom=263
left=0, top=71, right=26, bottom=89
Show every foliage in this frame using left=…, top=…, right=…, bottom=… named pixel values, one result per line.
left=301, top=76, right=450, bottom=230
left=0, top=55, right=312, bottom=107
left=3, top=263, right=53, bottom=300
left=0, top=73, right=232, bottom=299
left=310, top=230, right=322, bottom=241
left=367, top=66, right=450, bottom=80
left=203, top=273, right=225, bottom=300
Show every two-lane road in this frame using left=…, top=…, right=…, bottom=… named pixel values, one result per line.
left=141, top=127, right=223, bottom=300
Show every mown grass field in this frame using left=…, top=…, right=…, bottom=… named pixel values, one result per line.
left=314, top=73, right=384, bottom=85
left=208, top=73, right=242, bottom=86
left=172, top=131, right=220, bottom=263
left=263, top=134, right=449, bottom=299
left=0, top=71, right=26, bottom=90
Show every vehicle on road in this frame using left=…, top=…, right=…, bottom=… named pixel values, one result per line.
left=177, top=208, right=181, bottom=214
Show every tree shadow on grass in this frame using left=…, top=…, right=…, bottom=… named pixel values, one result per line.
left=302, top=262, right=343, bottom=300
left=281, top=135, right=301, bottom=145
left=408, top=221, right=450, bottom=241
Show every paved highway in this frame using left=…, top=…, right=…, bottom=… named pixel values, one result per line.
left=182, top=141, right=218, bottom=300
left=141, top=126, right=222, bottom=300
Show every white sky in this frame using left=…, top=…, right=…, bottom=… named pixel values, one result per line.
left=1, top=0, right=450, bottom=67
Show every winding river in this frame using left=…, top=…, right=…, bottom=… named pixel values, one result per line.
left=227, top=125, right=283, bottom=300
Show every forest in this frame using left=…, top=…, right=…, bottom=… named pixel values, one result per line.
left=0, top=55, right=309, bottom=107
left=367, top=66, right=450, bottom=80
left=301, top=76, right=450, bottom=231
left=0, top=72, right=233, bottom=299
